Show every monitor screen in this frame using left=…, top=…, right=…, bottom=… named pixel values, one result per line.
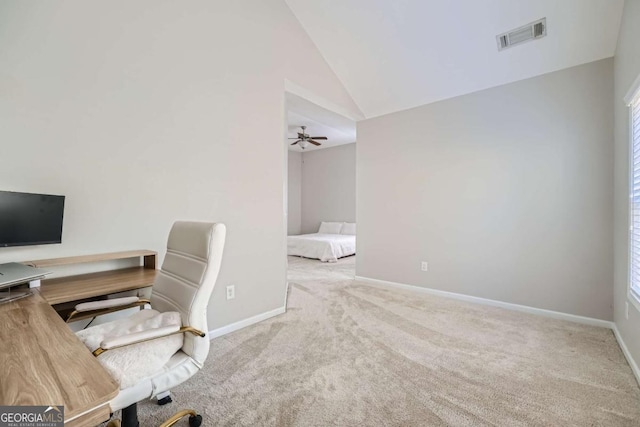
left=0, top=191, right=65, bottom=247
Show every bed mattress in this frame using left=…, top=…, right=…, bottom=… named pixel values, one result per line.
left=287, top=233, right=356, bottom=263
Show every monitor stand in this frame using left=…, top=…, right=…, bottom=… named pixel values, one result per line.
left=0, top=288, right=32, bottom=305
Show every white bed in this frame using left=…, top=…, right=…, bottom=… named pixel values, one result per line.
left=288, top=222, right=356, bottom=262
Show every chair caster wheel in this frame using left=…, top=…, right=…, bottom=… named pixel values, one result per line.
left=157, top=396, right=173, bottom=406
left=188, top=415, right=202, bottom=427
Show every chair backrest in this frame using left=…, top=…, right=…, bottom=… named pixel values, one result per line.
left=150, top=221, right=226, bottom=365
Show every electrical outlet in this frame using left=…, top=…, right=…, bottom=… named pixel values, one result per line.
left=226, top=285, right=235, bottom=300
left=626, top=301, right=629, bottom=320
left=421, top=261, right=428, bottom=272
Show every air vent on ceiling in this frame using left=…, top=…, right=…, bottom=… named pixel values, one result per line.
left=497, top=18, right=546, bottom=51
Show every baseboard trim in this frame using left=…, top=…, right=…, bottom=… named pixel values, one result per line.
left=612, top=325, right=640, bottom=386
left=208, top=306, right=286, bottom=339
left=354, top=276, right=614, bottom=329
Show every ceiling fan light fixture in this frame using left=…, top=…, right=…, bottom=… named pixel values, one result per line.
left=290, top=125, right=326, bottom=150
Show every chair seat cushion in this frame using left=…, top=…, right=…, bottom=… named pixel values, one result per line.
left=76, top=309, right=183, bottom=389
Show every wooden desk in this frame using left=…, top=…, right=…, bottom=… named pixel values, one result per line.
left=40, top=267, right=157, bottom=305
left=0, top=291, right=118, bottom=425
left=27, top=250, right=157, bottom=306
left=0, top=250, right=158, bottom=426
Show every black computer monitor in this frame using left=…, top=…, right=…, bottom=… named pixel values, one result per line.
left=0, top=190, right=65, bottom=247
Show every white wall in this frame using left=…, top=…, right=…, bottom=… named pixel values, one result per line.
left=301, top=143, right=356, bottom=234
left=614, top=0, right=640, bottom=370
left=287, top=151, right=302, bottom=235
left=357, top=59, right=614, bottom=320
left=0, top=0, right=361, bottom=330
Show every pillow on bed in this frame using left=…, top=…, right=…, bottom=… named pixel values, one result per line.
left=341, top=222, right=356, bottom=235
left=318, top=222, right=343, bottom=234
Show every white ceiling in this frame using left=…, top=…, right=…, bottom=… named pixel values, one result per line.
left=285, top=0, right=624, bottom=118
left=287, top=92, right=356, bottom=152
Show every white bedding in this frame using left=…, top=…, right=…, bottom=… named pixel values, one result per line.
left=287, top=233, right=356, bottom=263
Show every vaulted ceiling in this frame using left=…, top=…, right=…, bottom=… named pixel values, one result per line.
left=285, top=0, right=624, bottom=118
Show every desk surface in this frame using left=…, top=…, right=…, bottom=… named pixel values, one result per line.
left=40, top=267, right=157, bottom=305
left=0, top=290, right=119, bottom=424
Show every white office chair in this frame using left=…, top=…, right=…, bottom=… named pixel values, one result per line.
left=73, top=221, right=226, bottom=427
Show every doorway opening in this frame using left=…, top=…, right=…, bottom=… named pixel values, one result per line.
left=284, top=91, right=357, bottom=287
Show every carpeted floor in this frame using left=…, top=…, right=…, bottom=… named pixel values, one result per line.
left=129, top=255, right=640, bottom=426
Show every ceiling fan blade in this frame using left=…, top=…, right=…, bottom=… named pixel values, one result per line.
left=290, top=140, right=301, bottom=145
left=310, top=136, right=328, bottom=140
left=308, top=139, right=322, bottom=146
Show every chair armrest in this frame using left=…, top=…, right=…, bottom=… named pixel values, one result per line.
left=101, top=325, right=181, bottom=349
left=66, top=297, right=151, bottom=323
left=75, top=296, right=140, bottom=312
left=92, top=326, right=206, bottom=357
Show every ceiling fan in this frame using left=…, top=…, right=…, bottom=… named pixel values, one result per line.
left=289, top=126, right=327, bottom=149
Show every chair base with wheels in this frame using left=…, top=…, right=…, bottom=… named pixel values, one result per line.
left=106, top=405, right=202, bottom=427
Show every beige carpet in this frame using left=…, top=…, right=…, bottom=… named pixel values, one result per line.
left=127, top=255, right=640, bottom=426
